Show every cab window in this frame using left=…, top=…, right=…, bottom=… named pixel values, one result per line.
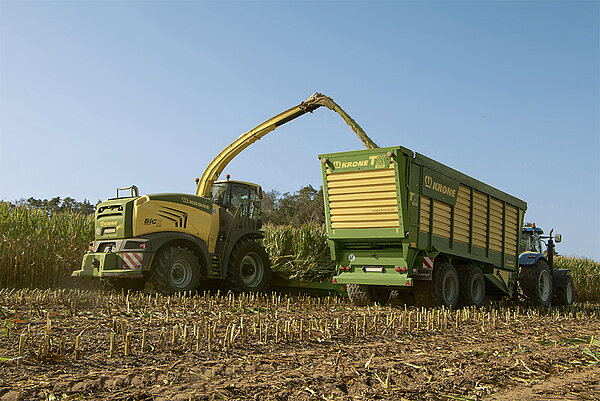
left=210, top=183, right=230, bottom=206
left=230, top=184, right=250, bottom=212
left=519, top=234, right=532, bottom=253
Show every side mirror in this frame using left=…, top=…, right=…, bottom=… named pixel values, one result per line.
left=554, top=234, right=562, bottom=243
left=259, top=187, right=263, bottom=200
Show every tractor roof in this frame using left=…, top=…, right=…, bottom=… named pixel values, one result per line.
left=523, top=226, right=544, bottom=234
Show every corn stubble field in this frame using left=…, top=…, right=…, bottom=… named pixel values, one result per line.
left=1, top=204, right=600, bottom=400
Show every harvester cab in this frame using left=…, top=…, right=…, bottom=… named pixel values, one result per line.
left=209, top=178, right=262, bottom=218
left=518, top=223, right=572, bottom=306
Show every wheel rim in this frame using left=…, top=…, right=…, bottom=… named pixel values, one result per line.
left=240, top=252, right=264, bottom=288
left=170, top=259, right=193, bottom=288
left=566, top=281, right=574, bottom=304
left=443, top=273, right=458, bottom=304
left=471, top=276, right=484, bottom=303
left=538, top=269, right=551, bottom=301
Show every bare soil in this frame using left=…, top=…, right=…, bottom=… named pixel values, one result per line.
left=0, top=289, right=598, bottom=400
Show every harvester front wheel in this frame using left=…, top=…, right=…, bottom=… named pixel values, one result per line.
left=457, top=265, right=486, bottom=307
left=519, top=260, right=552, bottom=306
left=226, top=239, right=271, bottom=292
left=552, top=274, right=574, bottom=306
left=152, top=246, right=201, bottom=294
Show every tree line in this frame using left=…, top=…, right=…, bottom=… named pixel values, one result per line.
left=8, top=197, right=97, bottom=215
left=261, top=185, right=325, bottom=226
left=7, top=186, right=326, bottom=226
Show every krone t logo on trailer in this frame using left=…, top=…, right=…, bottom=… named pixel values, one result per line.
left=333, top=154, right=389, bottom=170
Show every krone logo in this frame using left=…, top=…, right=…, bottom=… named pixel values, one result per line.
left=424, top=176, right=433, bottom=189
left=424, top=175, right=457, bottom=198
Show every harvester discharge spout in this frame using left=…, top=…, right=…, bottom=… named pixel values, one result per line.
left=196, top=92, right=378, bottom=198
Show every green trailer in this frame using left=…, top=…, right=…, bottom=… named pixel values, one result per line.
left=319, top=146, right=527, bottom=307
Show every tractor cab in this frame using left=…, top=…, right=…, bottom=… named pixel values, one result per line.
left=519, top=223, right=562, bottom=268
left=519, top=225, right=546, bottom=254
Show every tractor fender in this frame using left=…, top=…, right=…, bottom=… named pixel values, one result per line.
left=551, top=269, right=571, bottom=288
left=519, top=252, right=545, bottom=267
left=140, top=232, right=211, bottom=276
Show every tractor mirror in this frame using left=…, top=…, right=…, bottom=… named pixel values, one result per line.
left=554, top=234, right=562, bottom=243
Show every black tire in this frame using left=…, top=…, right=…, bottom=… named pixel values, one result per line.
left=457, top=265, right=486, bottom=308
left=388, top=290, right=415, bottom=307
left=346, top=284, right=390, bottom=306
left=226, top=239, right=271, bottom=292
left=414, top=280, right=434, bottom=307
left=553, top=275, right=574, bottom=306
left=415, top=263, right=459, bottom=307
left=103, top=278, right=146, bottom=292
left=347, top=284, right=373, bottom=306
left=519, top=260, right=552, bottom=306
left=152, top=246, right=202, bottom=294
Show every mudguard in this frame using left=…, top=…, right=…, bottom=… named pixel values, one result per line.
left=519, top=252, right=545, bottom=266
left=142, top=232, right=211, bottom=276
left=552, top=269, right=571, bottom=288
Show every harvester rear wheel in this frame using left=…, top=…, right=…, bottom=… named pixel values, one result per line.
left=519, top=260, right=552, bottom=306
left=152, top=246, right=201, bottom=294
left=226, top=239, right=271, bottom=292
left=552, top=274, right=574, bottom=306
left=457, top=265, right=486, bottom=307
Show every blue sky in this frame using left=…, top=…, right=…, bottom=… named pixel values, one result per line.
left=1, top=1, right=598, bottom=260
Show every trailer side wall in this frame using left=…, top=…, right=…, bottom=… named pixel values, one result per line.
left=320, top=146, right=527, bottom=295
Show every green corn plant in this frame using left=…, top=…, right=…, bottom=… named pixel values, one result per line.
left=262, top=223, right=334, bottom=281
left=555, top=255, right=600, bottom=302
left=0, top=202, right=94, bottom=288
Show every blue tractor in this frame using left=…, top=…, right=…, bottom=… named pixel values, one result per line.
left=518, top=224, right=573, bottom=306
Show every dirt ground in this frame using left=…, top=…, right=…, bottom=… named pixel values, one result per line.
left=0, top=289, right=598, bottom=400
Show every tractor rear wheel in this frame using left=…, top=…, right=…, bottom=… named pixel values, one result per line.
left=553, top=274, right=574, bottom=306
left=226, top=239, right=271, bottom=292
left=519, top=260, right=552, bottom=306
left=152, top=246, right=201, bottom=294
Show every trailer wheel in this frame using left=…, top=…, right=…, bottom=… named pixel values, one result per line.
left=416, top=263, right=459, bottom=307
left=346, top=284, right=390, bottom=306
left=226, top=239, right=271, bottom=292
left=414, top=281, right=434, bottom=307
left=519, top=260, right=552, bottom=306
left=434, top=263, right=459, bottom=307
left=388, top=290, right=415, bottom=307
left=552, top=275, right=574, bottom=306
left=103, top=278, right=146, bottom=292
left=457, top=265, right=486, bottom=307
left=152, top=246, right=201, bottom=294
